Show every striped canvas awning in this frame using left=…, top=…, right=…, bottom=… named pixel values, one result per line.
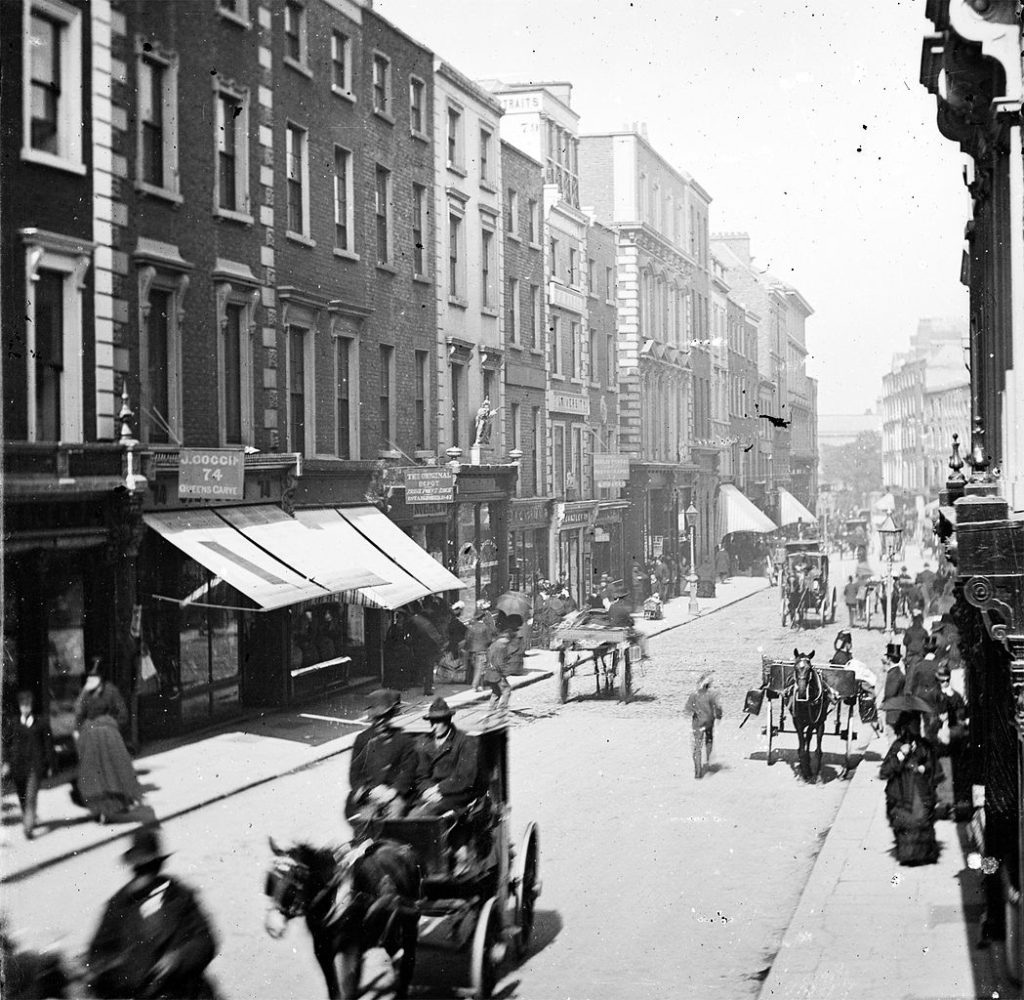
left=717, top=484, right=778, bottom=538
left=777, top=488, right=817, bottom=527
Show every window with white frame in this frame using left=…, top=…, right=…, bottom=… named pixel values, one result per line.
left=333, top=146, right=354, bottom=254
left=446, top=105, right=463, bottom=170
left=283, top=1, right=308, bottom=71
left=605, top=265, right=614, bottom=303
left=286, top=123, right=310, bottom=238
left=136, top=40, right=179, bottom=199
left=551, top=315, right=562, bottom=376
left=213, top=78, right=250, bottom=218
left=409, top=76, right=425, bottom=135
left=481, top=226, right=495, bottom=308
left=527, top=199, right=539, bottom=244
left=412, top=183, right=427, bottom=276
left=448, top=209, right=464, bottom=298
left=138, top=269, right=189, bottom=445
left=506, top=188, right=519, bottom=237
left=479, top=127, right=493, bottom=185
left=570, top=321, right=581, bottom=378
left=553, top=424, right=565, bottom=496
left=214, top=279, right=257, bottom=446
left=507, top=278, right=520, bottom=344
left=21, top=230, right=90, bottom=443
left=372, top=53, right=391, bottom=117
left=530, top=284, right=541, bottom=350
left=414, top=349, right=428, bottom=450
left=335, top=335, right=354, bottom=459
left=23, top=0, right=83, bottom=172
left=286, top=322, right=313, bottom=454
left=217, top=0, right=250, bottom=25
left=375, top=165, right=391, bottom=264
left=331, top=30, right=352, bottom=96
left=568, top=247, right=578, bottom=287
left=379, top=344, right=394, bottom=449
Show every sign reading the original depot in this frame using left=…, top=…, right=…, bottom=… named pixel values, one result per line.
left=405, top=467, right=455, bottom=504
left=178, top=448, right=245, bottom=500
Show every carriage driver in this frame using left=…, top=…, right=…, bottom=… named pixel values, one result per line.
left=345, top=689, right=418, bottom=832
left=409, top=699, right=480, bottom=818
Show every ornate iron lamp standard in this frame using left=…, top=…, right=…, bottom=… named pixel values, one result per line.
left=877, top=512, right=902, bottom=638
left=685, top=502, right=700, bottom=616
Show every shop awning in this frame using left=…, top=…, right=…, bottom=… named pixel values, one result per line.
left=143, top=509, right=334, bottom=611
left=777, top=488, right=817, bottom=527
left=717, top=484, right=778, bottom=538
left=294, top=506, right=463, bottom=610
left=217, top=505, right=386, bottom=595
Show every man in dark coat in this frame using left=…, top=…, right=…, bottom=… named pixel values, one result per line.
left=881, top=643, right=907, bottom=730
left=408, top=606, right=445, bottom=695
left=345, top=689, right=417, bottom=831
left=902, top=611, right=929, bottom=673
left=87, top=825, right=218, bottom=999
left=410, top=699, right=480, bottom=816
left=829, top=629, right=853, bottom=666
left=2, top=690, right=53, bottom=839
left=685, top=671, right=723, bottom=779
left=484, top=626, right=513, bottom=714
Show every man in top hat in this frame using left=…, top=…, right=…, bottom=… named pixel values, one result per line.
left=346, top=689, right=417, bottom=830
left=908, top=634, right=944, bottom=737
left=881, top=642, right=907, bottom=732
left=409, top=699, right=480, bottom=817
left=87, top=824, right=218, bottom=999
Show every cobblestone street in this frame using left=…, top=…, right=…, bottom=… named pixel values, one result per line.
left=5, top=581, right=894, bottom=999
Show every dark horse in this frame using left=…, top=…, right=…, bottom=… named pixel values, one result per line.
left=265, top=837, right=421, bottom=1000
left=785, top=649, right=834, bottom=782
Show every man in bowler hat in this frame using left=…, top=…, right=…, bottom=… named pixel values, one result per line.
left=409, top=699, right=480, bottom=817
left=87, top=824, right=218, bottom=999
left=346, top=689, right=417, bottom=832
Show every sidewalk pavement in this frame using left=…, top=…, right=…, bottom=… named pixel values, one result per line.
left=0, top=574, right=770, bottom=884
left=759, top=746, right=1018, bottom=1000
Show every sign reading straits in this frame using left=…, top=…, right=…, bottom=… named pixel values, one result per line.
left=178, top=448, right=245, bottom=500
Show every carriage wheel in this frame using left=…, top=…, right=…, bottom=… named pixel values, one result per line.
left=470, top=895, right=506, bottom=999
left=618, top=648, right=632, bottom=702
left=513, top=823, right=540, bottom=958
left=766, top=698, right=776, bottom=765
left=557, top=651, right=569, bottom=704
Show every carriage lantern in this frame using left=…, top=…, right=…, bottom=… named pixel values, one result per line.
left=685, top=503, right=699, bottom=615
left=878, top=513, right=902, bottom=637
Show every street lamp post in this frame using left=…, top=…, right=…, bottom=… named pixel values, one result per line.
left=685, top=503, right=700, bottom=615
left=878, top=513, right=902, bottom=638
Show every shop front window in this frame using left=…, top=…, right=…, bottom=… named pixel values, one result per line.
left=288, top=601, right=367, bottom=693
left=45, top=573, right=85, bottom=746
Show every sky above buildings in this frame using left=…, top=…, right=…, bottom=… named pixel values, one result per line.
left=377, top=0, right=970, bottom=411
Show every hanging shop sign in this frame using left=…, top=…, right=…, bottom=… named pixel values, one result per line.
left=178, top=448, right=245, bottom=500
left=550, top=392, right=590, bottom=416
left=510, top=498, right=551, bottom=527
left=557, top=501, right=599, bottom=529
left=593, top=453, right=631, bottom=487
left=405, top=467, right=456, bottom=504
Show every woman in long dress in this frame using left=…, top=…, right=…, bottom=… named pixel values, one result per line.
left=879, top=711, right=940, bottom=866
left=74, top=668, right=142, bottom=823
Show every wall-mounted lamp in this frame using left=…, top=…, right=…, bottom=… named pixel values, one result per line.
left=448, top=344, right=457, bottom=359
left=481, top=352, right=490, bottom=366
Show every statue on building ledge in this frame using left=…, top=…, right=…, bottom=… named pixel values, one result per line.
left=474, top=398, right=494, bottom=447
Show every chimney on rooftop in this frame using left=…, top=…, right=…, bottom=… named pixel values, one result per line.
left=713, top=232, right=752, bottom=265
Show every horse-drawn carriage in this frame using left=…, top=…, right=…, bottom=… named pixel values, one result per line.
left=265, top=707, right=540, bottom=999
left=752, top=652, right=860, bottom=777
left=550, top=610, right=649, bottom=703
left=779, top=541, right=836, bottom=628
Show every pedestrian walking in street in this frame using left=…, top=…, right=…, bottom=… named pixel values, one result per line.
left=843, top=575, right=859, bottom=628
left=933, top=664, right=970, bottom=819
left=630, top=557, right=646, bottom=609
left=715, top=545, right=730, bottom=584
left=407, top=604, right=445, bottom=695
left=881, top=642, right=906, bottom=733
left=878, top=706, right=941, bottom=866
left=463, top=607, right=495, bottom=690
left=484, top=624, right=513, bottom=714
left=902, top=610, right=928, bottom=671
left=345, top=689, right=417, bottom=834
left=86, top=824, right=219, bottom=999
left=684, top=671, right=723, bottom=779
left=1, top=689, right=53, bottom=839
left=73, top=664, right=143, bottom=824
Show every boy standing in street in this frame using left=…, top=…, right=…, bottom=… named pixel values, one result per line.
left=685, top=672, right=723, bottom=779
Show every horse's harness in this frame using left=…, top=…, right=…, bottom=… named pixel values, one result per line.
left=784, top=659, right=837, bottom=728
